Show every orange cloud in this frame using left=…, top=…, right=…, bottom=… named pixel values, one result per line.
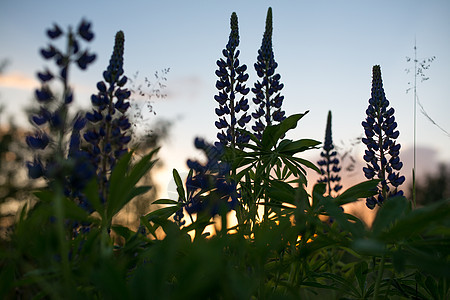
left=0, top=72, right=38, bottom=90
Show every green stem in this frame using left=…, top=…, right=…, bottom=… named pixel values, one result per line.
left=373, top=254, right=386, bottom=299
left=326, top=150, right=332, bottom=196
left=413, top=39, right=417, bottom=208
left=53, top=184, right=72, bottom=293
left=263, top=155, right=275, bottom=222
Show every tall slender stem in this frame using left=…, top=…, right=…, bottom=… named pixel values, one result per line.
left=373, top=254, right=386, bottom=299
left=412, top=39, right=417, bottom=208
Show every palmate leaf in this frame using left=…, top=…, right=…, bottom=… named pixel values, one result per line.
left=277, top=138, right=321, bottom=155
left=265, top=179, right=296, bottom=205
left=280, top=156, right=300, bottom=177
left=261, top=112, right=309, bottom=150
left=106, top=148, right=158, bottom=222
left=371, top=195, right=409, bottom=237
left=334, top=180, right=379, bottom=206
left=402, top=246, right=450, bottom=277
left=290, top=156, right=321, bottom=174
left=320, top=272, right=362, bottom=298
left=354, top=261, right=369, bottom=297
left=379, top=198, right=450, bottom=242
left=320, top=194, right=365, bottom=238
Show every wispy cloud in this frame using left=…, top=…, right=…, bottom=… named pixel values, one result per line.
left=0, top=72, right=39, bottom=90
left=165, top=76, right=206, bottom=102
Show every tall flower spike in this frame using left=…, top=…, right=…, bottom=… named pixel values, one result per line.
left=317, top=111, right=342, bottom=196
left=84, top=31, right=131, bottom=203
left=174, top=137, right=238, bottom=226
left=26, top=20, right=96, bottom=222
left=26, top=20, right=96, bottom=183
left=362, top=65, right=405, bottom=209
left=214, top=12, right=251, bottom=148
left=251, top=7, right=285, bottom=140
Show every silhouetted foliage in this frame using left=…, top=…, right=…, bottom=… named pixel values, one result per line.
left=0, top=11, right=449, bottom=300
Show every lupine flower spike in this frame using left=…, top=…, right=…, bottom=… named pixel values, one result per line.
left=317, top=111, right=342, bottom=196
left=252, top=7, right=285, bottom=140
left=174, top=138, right=238, bottom=226
left=84, top=31, right=132, bottom=202
left=27, top=20, right=96, bottom=191
left=362, top=65, right=405, bottom=209
left=214, top=12, right=251, bottom=148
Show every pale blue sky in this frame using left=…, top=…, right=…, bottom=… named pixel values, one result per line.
left=1, top=0, right=449, bottom=196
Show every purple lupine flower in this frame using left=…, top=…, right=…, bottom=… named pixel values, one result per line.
left=362, top=65, right=405, bottom=209
left=77, top=50, right=96, bottom=70
left=317, top=111, right=342, bottom=195
left=26, top=159, right=44, bottom=179
left=40, top=45, right=58, bottom=59
left=47, top=23, right=63, bottom=39
left=214, top=12, right=251, bottom=148
left=26, top=20, right=96, bottom=216
left=35, top=86, right=53, bottom=102
left=37, top=69, right=54, bottom=82
left=77, top=19, right=94, bottom=41
left=174, top=138, right=238, bottom=225
left=26, top=132, right=50, bottom=150
left=251, top=7, right=285, bottom=140
left=84, top=31, right=131, bottom=202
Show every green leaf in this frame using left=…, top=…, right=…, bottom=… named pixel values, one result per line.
left=424, top=275, right=439, bottom=299
left=311, top=183, right=326, bottom=209
left=172, top=168, right=186, bottom=202
left=261, top=112, right=308, bottom=150
left=123, top=149, right=158, bottom=191
left=381, top=199, right=450, bottom=241
left=266, top=180, right=296, bottom=205
left=371, top=196, right=408, bottom=237
left=84, top=178, right=104, bottom=219
left=107, top=149, right=158, bottom=221
left=351, top=238, right=386, bottom=256
left=108, top=151, right=133, bottom=201
left=280, top=157, right=299, bottom=177
left=140, top=215, right=157, bottom=238
left=278, top=138, right=321, bottom=155
left=321, top=196, right=365, bottom=238
left=320, top=272, right=361, bottom=297
left=301, top=281, right=338, bottom=290
left=404, top=247, right=450, bottom=277
left=144, top=205, right=180, bottom=224
left=334, top=180, right=379, bottom=206
left=61, top=196, right=93, bottom=223
left=112, top=225, right=135, bottom=241
left=354, top=261, right=368, bottom=295
left=152, top=199, right=179, bottom=205
left=290, top=156, right=320, bottom=174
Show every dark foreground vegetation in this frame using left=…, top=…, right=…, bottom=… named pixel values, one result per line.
left=0, top=8, right=449, bottom=299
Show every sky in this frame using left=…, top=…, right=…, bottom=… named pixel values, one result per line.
left=1, top=0, right=450, bottom=202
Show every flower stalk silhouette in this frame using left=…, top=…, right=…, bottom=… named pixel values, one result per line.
left=362, top=65, right=405, bottom=209
left=317, top=110, right=342, bottom=196
left=84, top=31, right=132, bottom=203
left=251, top=7, right=285, bottom=140
left=214, top=12, right=251, bottom=149
left=27, top=20, right=96, bottom=192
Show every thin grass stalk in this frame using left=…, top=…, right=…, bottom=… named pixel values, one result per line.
left=373, top=254, right=386, bottom=299
left=413, top=38, right=417, bottom=208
